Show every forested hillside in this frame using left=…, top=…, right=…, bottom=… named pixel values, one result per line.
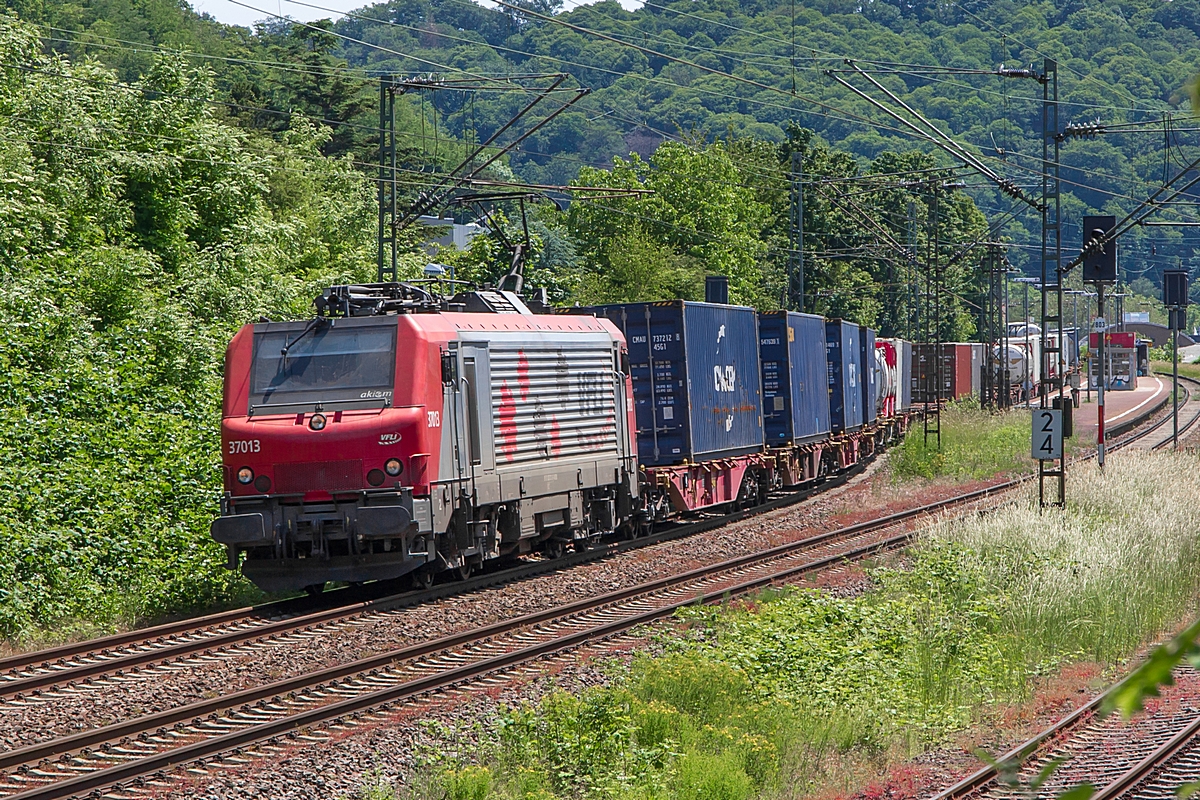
left=328, top=0, right=1200, bottom=283
left=19, top=0, right=1200, bottom=284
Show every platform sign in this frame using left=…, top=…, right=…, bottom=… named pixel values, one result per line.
left=1031, top=408, right=1064, bottom=461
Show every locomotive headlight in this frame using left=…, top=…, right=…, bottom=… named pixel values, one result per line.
left=237, top=467, right=254, bottom=484
left=385, top=458, right=403, bottom=477
left=309, top=413, right=327, bottom=431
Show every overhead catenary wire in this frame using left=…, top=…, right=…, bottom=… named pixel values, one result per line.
left=825, top=63, right=1038, bottom=210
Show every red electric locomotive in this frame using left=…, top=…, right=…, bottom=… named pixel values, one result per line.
left=212, top=284, right=639, bottom=594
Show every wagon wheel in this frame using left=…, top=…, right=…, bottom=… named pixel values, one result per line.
left=455, top=560, right=474, bottom=581
left=544, top=538, right=566, bottom=560
left=303, top=582, right=326, bottom=597
left=736, top=471, right=762, bottom=510
left=410, top=567, right=434, bottom=591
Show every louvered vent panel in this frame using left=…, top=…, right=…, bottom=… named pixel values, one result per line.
left=490, top=346, right=620, bottom=465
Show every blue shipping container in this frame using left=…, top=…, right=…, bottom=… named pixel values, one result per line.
left=588, top=301, right=764, bottom=467
left=826, top=319, right=864, bottom=432
left=859, top=326, right=877, bottom=425
left=759, top=311, right=831, bottom=445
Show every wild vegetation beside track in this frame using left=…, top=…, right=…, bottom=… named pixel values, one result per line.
left=889, top=400, right=1086, bottom=481
left=384, top=451, right=1200, bottom=800
left=0, top=13, right=397, bottom=645
left=1153, top=359, right=1200, bottom=383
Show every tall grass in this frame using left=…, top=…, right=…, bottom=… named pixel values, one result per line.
left=385, top=451, right=1200, bottom=800
left=930, top=451, right=1200, bottom=669
left=1151, top=359, right=1200, bottom=382
left=890, top=401, right=1034, bottom=480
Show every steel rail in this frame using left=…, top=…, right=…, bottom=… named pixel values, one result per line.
left=1148, top=375, right=1200, bottom=451
left=1089, top=714, right=1200, bottom=800
left=927, top=668, right=1139, bottom=800
left=2, top=481, right=1014, bottom=800
left=0, top=446, right=879, bottom=697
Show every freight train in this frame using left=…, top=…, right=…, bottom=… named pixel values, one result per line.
left=989, top=323, right=1080, bottom=404
left=210, top=282, right=918, bottom=595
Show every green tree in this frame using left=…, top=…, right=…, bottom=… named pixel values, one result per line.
left=568, top=140, right=772, bottom=307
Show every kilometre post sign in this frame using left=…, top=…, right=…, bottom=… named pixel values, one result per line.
left=1031, top=408, right=1064, bottom=460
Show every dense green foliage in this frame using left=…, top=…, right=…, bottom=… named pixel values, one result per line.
left=20, top=0, right=1200, bottom=297
left=0, top=12, right=424, bottom=640
left=327, top=0, right=1200, bottom=286
left=405, top=452, right=1200, bottom=800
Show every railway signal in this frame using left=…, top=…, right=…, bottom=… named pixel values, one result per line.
left=1164, top=269, right=1190, bottom=449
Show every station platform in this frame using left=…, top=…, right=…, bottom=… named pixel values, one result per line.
left=1072, top=374, right=1168, bottom=440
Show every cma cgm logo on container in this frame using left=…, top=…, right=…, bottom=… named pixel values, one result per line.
left=714, top=365, right=736, bottom=392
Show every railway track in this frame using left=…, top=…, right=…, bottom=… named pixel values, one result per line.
left=0, top=456, right=874, bottom=703
left=1142, top=374, right=1200, bottom=451
left=930, top=663, right=1200, bottom=800
left=1, top=390, right=1184, bottom=800
left=0, top=480, right=1017, bottom=800
left=924, top=374, right=1200, bottom=800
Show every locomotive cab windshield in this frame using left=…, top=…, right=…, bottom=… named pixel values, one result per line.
left=249, top=318, right=397, bottom=414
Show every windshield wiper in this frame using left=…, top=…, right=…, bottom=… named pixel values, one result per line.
left=280, top=317, right=329, bottom=368
left=248, top=397, right=392, bottom=417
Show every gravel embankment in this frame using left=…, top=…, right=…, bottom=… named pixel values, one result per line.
left=0, top=458, right=1007, bottom=754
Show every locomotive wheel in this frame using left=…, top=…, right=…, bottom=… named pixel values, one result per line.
left=410, top=568, right=434, bottom=591
left=303, top=582, right=326, bottom=597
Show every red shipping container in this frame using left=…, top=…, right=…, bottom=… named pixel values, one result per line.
left=912, top=343, right=975, bottom=402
